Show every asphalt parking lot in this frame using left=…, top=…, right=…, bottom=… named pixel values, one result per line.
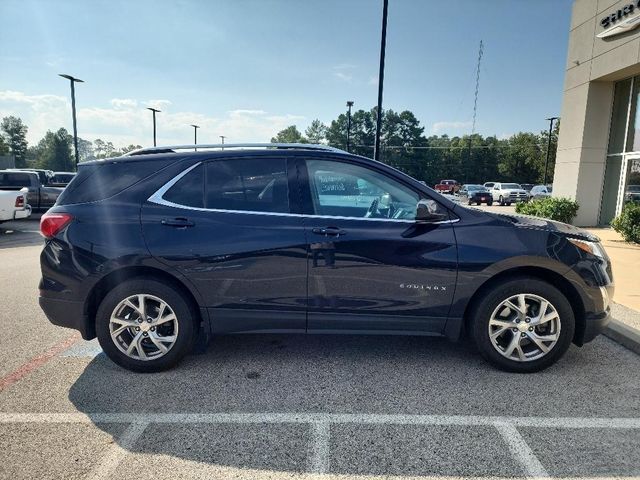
left=1, top=215, right=640, bottom=479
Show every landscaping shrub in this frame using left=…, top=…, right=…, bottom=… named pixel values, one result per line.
left=515, top=197, right=579, bottom=224
left=611, top=202, right=640, bottom=244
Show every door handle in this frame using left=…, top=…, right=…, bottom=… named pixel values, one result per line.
left=312, top=226, right=346, bottom=237
left=161, top=217, right=195, bottom=228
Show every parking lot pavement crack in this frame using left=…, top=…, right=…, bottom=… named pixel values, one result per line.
left=494, top=422, right=549, bottom=479
left=87, top=421, right=149, bottom=480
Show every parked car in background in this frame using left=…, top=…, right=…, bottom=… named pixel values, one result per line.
left=39, top=143, right=613, bottom=374
left=521, top=184, right=534, bottom=197
left=50, top=171, right=76, bottom=186
left=625, top=185, right=640, bottom=202
left=483, top=181, right=496, bottom=189
left=457, top=184, right=493, bottom=205
left=491, top=183, right=529, bottom=206
left=434, top=179, right=460, bottom=194
left=9, top=168, right=54, bottom=186
left=0, top=188, right=31, bottom=223
left=530, top=185, right=553, bottom=199
left=0, top=170, right=64, bottom=210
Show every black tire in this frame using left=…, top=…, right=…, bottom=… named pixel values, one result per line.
left=470, top=277, right=575, bottom=373
left=499, top=195, right=504, bottom=206
left=487, top=200, right=493, bottom=206
left=507, top=202, right=512, bottom=206
left=96, top=278, right=196, bottom=372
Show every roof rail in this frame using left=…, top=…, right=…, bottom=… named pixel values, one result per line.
left=125, top=143, right=346, bottom=156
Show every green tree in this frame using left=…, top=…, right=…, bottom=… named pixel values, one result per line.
left=77, top=138, right=95, bottom=163
left=36, top=128, right=74, bottom=171
left=270, top=125, right=307, bottom=143
left=121, top=144, right=143, bottom=154
left=93, top=139, right=117, bottom=159
left=0, top=134, right=9, bottom=156
left=499, top=132, right=543, bottom=183
left=304, top=119, right=327, bottom=144
left=1, top=116, right=28, bottom=167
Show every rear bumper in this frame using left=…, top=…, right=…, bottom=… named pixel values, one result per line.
left=39, top=296, right=93, bottom=339
left=13, top=205, right=31, bottom=220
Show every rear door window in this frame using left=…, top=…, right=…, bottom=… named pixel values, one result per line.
left=163, top=164, right=204, bottom=208
left=205, top=158, right=289, bottom=213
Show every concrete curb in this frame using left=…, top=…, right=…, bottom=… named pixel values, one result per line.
left=604, top=319, right=640, bottom=355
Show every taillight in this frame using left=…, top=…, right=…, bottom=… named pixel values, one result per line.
left=40, top=213, right=73, bottom=238
left=15, top=195, right=24, bottom=208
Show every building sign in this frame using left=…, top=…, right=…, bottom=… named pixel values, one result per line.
left=598, top=2, right=640, bottom=38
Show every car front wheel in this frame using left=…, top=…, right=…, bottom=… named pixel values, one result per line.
left=470, top=277, right=575, bottom=373
left=96, top=278, right=196, bottom=372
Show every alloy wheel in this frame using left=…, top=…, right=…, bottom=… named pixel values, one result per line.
left=488, top=293, right=561, bottom=362
left=109, top=294, right=179, bottom=361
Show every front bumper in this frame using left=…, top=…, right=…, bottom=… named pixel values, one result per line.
left=575, top=307, right=612, bottom=346
left=39, top=296, right=92, bottom=339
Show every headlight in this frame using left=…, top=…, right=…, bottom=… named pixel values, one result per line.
left=568, top=238, right=606, bottom=259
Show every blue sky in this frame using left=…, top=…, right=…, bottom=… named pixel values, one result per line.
left=0, top=0, right=573, bottom=147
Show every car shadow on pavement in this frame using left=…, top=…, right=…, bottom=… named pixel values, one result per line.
left=67, top=334, right=640, bottom=477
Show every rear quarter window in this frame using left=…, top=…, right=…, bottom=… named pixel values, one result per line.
left=57, top=158, right=174, bottom=205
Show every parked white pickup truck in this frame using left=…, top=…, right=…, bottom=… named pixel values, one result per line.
left=0, top=188, right=32, bottom=223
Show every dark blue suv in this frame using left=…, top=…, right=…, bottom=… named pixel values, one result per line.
left=38, top=144, right=613, bottom=373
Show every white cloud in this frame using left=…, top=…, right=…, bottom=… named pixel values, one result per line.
left=332, top=64, right=357, bottom=83
left=110, top=98, right=138, bottom=109
left=0, top=90, right=306, bottom=147
left=431, top=121, right=472, bottom=134
left=367, top=76, right=378, bottom=86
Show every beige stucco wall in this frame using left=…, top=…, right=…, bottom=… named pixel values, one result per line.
left=554, top=0, right=640, bottom=225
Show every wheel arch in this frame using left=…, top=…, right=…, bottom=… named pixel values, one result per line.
left=84, top=265, right=206, bottom=340
left=461, top=266, right=586, bottom=345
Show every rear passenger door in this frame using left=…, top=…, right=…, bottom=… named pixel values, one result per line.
left=141, top=157, right=309, bottom=334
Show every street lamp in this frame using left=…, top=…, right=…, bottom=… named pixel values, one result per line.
left=346, top=101, right=354, bottom=152
left=147, top=107, right=161, bottom=146
left=58, top=74, right=84, bottom=167
left=191, top=124, right=200, bottom=151
left=220, top=135, right=226, bottom=150
left=543, top=116, right=560, bottom=186
left=373, top=0, right=389, bottom=162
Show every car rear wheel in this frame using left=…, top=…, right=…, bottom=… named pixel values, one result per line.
left=470, top=277, right=575, bottom=373
left=96, top=278, right=196, bottom=372
left=498, top=195, right=504, bottom=206
left=487, top=200, right=493, bottom=206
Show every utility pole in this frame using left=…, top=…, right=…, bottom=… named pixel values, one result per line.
left=466, top=40, right=484, bottom=183
left=58, top=74, right=84, bottom=167
left=147, top=107, right=161, bottom=146
left=191, top=124, right=200, bottom=151
left=346, top=101, right=354, bottom=152
left=543, top=116, right=559, bottom=186
left=220, top=135, right=226, bottom=150
left=373, top=0, right=389, bottom=162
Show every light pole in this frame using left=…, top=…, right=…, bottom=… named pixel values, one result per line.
left=220, top=135, right=226, bottom=150
left=346, top=101, right=354, bottom=152
left=373, top=0, right=389, bottom=162
left=191, top=124, right=200, bottom=151
left=147, top=107, right=161, bottom=146
left=58, top=74, right=84, bottom=167
left=543, top=116, right=560, bottom=186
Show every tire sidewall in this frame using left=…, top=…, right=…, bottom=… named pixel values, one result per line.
left=96, top=278, right=195, bottom=373
left=472, top=278, right=575, bottom=373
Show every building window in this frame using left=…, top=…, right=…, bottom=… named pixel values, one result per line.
left=607, top=78, right=632, bottom=154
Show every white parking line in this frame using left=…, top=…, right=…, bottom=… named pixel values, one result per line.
left=89, top=421, right=148, bottom=480
left=2, top=412, right=639, bottom=429
left=495, top=422, right=549, bottom=478
left=3, top=412, right=638, bottom=478
left=309, top=421, right=330, bottom=474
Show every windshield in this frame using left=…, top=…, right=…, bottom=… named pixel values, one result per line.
left=466, top=185, right=484, bottom=191
left=502, top=183, right=522, bottom=189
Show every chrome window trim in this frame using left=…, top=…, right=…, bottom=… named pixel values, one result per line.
left=147, top=161, right=459, bottom=225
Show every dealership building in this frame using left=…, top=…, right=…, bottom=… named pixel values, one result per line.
left=555, top=0, right=640, bottom=225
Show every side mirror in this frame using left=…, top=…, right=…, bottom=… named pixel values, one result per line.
left=416, top=199, right=447, bottom=223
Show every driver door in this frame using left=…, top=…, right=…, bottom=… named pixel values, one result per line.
left=298, top=157, right=458, bottom=334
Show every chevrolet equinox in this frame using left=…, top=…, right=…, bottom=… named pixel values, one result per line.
left=38, top=144, right=613, bottom=373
